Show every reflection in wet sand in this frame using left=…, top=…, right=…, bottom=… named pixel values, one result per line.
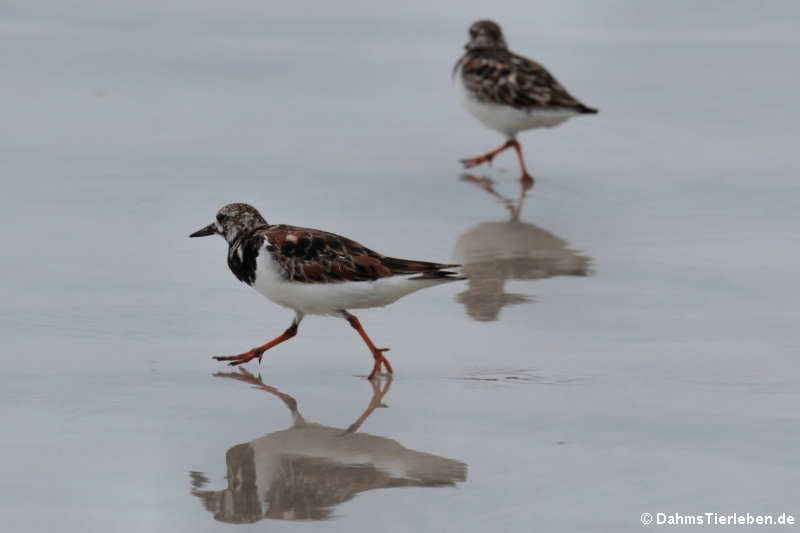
left=190, top=370, right=467, bottom=522
left=453, top=175, right=592, bottom=321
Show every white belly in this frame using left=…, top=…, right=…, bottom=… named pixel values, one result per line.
left=457, top=74, right=577, bottom=136
left=251, top=253, right=451, bottom=315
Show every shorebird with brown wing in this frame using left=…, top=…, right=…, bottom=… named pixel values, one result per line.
left=454, top=20, right=597, bottom=182
left=190, top=203, right=463, bottom=379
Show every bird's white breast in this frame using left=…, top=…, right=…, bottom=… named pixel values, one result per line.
left=251, top=252, right=449, bottom=316
left=457, top=72, right=577, bottom=136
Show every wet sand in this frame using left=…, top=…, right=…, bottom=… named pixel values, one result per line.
left=2, top=1, right=799, bottom=531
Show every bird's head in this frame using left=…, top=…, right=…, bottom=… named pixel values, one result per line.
left=190, top=203, right=268, bottom=245
left=465, top=20, right=507, bottom=51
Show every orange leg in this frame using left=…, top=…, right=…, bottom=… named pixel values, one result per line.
left=510, top=140, right=534, bottom=183
left=461, top=138, right=534, bottom=183
left=342, top=311, right=393, bottom=380
left=214, top=316, right=301, bottom=366
left=460, top=139, right=515, bottom=168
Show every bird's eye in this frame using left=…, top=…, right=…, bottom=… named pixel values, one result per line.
left=216, top=213, right=226, bottom=222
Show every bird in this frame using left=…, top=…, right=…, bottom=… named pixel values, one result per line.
left=454, top=19, right=597, bottom=182
left=189, top=203, right=464, bottom=379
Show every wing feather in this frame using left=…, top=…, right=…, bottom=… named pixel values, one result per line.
left=458, top=49, right=597, bottom=113
left=257, top=225, right=462, bottom=283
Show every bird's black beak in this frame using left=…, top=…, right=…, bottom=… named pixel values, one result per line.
left=190, top=223, right=216, bottom=238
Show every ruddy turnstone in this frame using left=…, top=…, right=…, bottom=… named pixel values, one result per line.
left=454, top=20, right=597, bottom=182
left=190, top=203, right=463, bottom=379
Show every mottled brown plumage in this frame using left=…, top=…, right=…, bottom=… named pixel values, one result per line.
left=190, top=204, right=461, bottom=287
left=457, top=48, right=596, bottom=112
left=259, top=225, right=461, bottom=284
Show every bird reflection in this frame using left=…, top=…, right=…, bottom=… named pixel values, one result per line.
left=452, top=174, right=592, bottom=321
left=190, top=369, right=467, bottom=522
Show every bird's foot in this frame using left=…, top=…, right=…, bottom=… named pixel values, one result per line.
left=367, top=348, right=392, bottom=380
left=460, top=155, right=493, bottom=169
left=521, top=173, right=535, bottom=186
left=213, top=349, right=264, bottom=366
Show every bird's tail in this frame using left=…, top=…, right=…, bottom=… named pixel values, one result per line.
left=382, top=257, right=467, bottom=281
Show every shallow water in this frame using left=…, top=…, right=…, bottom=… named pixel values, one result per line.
left=2, top=1, right=800, bottom=531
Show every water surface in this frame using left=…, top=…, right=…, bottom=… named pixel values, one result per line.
left=2, top=1, right=799, bottom=531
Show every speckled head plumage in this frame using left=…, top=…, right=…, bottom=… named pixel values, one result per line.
left=190, top=203, right=268, bottom=244
left=465, top=20, right=507, bottom=51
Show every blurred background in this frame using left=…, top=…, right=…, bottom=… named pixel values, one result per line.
left=1, top=1, right=798, bottom=531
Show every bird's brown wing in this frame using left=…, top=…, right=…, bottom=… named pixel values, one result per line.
left=259, top=225, right=462, bottom=283
left=459, top=49, right=596, bottom=113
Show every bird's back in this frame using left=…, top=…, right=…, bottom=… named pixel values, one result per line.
left=252, top=224, right=462, bottom=284
left=458, top=48, right=597, bottom=113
